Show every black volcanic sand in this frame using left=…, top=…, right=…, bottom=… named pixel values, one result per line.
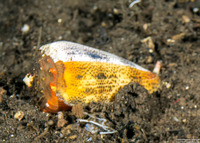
left=0, top=0, right=200, bottom=142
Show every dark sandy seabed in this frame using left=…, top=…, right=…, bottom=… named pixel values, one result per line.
left=0, top=0, right=200, bottom=142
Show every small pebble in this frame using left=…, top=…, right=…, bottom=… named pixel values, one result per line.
left=57, top=112, right=68, bottom=128
left=182, top=119, right=187, bottom=123
left=93, top=5, right=98, bottom=10
left=58, top=36, right=63, bottom=40
left=163, top=82, right=171, bottom=89
left=0, top=87, right=6, bottom=103
left=172, top=33, right=185, bottom=41
left=101, top=21, right=107, bottom=27
left=21, top=24, right=30, bottom=34
left=87, top=137, right=92, bottom=141
left=186, top=134, right=192, bottom=139
left=193, top=7, right=199, bottom=13
left=61, top=125, right=74, bottom=135
left=128, top=55, right=134, bottom=61
left=57, top=118, right=67, bottom=128
left=48, top=120, right=54, bottom=126
left=149, top=49, right=153, bottom=53
left=167, top=39, right=175, bottom=44
left=146, top=56, right=153, bottom=63
left=58, top=112, right=64, bottom=119
left=141, top=37, right=155, bottom=51
left=185, top=86, right=189, bottom=90
left=69, top=135, right=77, bottom=140
left=14, top=111, right=24, bottom=121
left=113, top=8, right=119, bottom=14
left=59, top=133, right=63, bottom=138
left=58, top=18, right=62, bottom=23
left=143, top=23, right=149, bottom=31
left=182, top=15, right=190, bottom=23
left=173, top=117, right=179, bottom=122
left=166, top=83, right=171, bottom=88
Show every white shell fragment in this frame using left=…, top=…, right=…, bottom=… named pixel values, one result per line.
left=23, top=73, right=34, bottom=87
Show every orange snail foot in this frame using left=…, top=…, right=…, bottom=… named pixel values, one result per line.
left=37, top=55, right=71, bottom=113
left=42, top=95, right=72, bottom=113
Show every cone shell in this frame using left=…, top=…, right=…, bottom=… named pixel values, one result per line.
left=24, top=41, right=160, bottom=113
